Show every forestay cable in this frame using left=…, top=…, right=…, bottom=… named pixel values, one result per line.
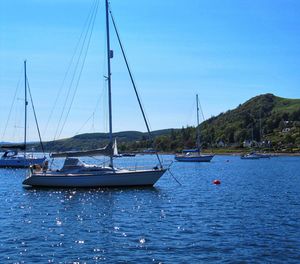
left=109, top=5, right=163, bottom=168
left=26, top=77, right=45, bottom=154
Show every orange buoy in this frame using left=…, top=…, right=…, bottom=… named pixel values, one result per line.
left=213, top=180, right=221, bottom=185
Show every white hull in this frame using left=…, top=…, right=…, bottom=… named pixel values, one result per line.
left=23, top=169, right=166, bottom=187
left=175, top=154, right=214, bottom=162
left=0, top=157, right=46, bottom=168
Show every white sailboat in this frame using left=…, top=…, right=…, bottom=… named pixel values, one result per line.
left=240, top=152, right=260, bottom=160
left=240, top=109, right=273, bottom=160
left=113, top=138, right=122, bottom=157
left=240, top=152, right=270, bottom=159
left=23, top=0, right=166, bottom=187
left=0, top=61, right=46, bottom=168
left=175, top=94, right=214, bottom=162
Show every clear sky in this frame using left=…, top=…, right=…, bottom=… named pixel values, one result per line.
left=1, top=0, right=300, bottom=142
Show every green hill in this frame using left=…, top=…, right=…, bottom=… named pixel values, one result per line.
left=199, top=93, right=300, bottom=148
left=150, top=93, right=300, bottom=152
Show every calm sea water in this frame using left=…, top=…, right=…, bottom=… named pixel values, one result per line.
left=0, top=155, right=299, bottom=263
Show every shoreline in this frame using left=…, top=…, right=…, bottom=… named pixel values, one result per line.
left=2, top=150, right=299, bottom=157
left=157, top=151, right=300, bottom=157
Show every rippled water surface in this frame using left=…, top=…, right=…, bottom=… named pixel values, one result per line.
left=0, top=155, right=299, bottom=263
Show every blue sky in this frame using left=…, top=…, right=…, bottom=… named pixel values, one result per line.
left=1, top=0, right=300, bottom=142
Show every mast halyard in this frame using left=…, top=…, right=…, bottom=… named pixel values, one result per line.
left=196, top=94, right=201, bottom=154
left=24, top=60, right=28, bottom=158
left=105, top=0, right=113, bottom=167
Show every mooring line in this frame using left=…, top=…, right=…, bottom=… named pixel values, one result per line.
left=167, top=168, right=182, bottom=186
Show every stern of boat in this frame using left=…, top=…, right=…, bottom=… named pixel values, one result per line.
left=22, top=167, right=32, bottom=185
left=23, top=163, right=45, bottom=186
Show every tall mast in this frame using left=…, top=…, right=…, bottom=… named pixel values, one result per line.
left=24, top=60, right=28, bottom=157
left=105, top=0, right=113, bottom=167
left=196, top=94, right=200, bottom=154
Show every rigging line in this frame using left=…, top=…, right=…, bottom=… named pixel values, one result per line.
left=57, top=0, right=100, bottom=139
left=75, top=112, right=95, bottom=135
left=53, top=0, right=98, bottom=140
left=77, top=84, right=105, bottom=135
left=93, top=72, right=106, bottom=113
left=43, top=0, right=98, bottom=137
left=1, top=69, right=22, bottom=141
left=109, top=4, right=153, bottom=132
left=91, top=80, right=107, bottom=132
left=186, top=99, right=196, bottom=127
left=78, top=70, right=106, bottom=136
left=26, top=77, right=45, bottom=154
left=198, top=99, right=206, bottom=121
left=12, top=99, right=24, bottom=141
left=53, top=0, right=99, bottom=140
left=91, top=112, right=95, bottom=132
left=167, top=168, right=182, bottom=186
left=109, top=6, right=163, bottom=168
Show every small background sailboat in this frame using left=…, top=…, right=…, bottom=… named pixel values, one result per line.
left=113, top=138, right=122, bottom=157
left=0, top=61, right=46, bottom=168
left=175, top=94, right=214, bottom=162
left=241, top=111, right=271, bottom=159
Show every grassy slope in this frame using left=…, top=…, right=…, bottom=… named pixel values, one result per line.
left=273, top=97, right=300, bottom=113
left=199, top=93, right=300, bottom=147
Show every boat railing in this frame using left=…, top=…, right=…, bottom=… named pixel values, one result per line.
left=120, top=160, right=173, bottom=171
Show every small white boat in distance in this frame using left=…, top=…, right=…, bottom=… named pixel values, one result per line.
left=113, top=138, right=122, bottom=157
left=175, top=94, right=214, bottom=163
left=175, top=149, right=214, bottom=162
left=0, top=61, right=46, bottom=168
left=241, top=151, right=271, bottom=159
left=240, top=152, right=260, bottom=159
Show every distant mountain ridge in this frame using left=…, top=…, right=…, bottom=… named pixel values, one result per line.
left=39, top=129, right=179, bottom=152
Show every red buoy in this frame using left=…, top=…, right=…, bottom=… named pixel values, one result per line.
left=213, top=180, right=221, bottom=185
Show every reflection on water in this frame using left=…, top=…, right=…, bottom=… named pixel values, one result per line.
left=0, top=155, right=299, bottom=263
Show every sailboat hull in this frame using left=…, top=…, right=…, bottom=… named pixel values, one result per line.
left=175, top=154, right=214, bottom=162
left=0, top=157, right=46, bottom=168
left=23, top=169, right=166, bottom=187
left=240, top=153, right=271, bottom=159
